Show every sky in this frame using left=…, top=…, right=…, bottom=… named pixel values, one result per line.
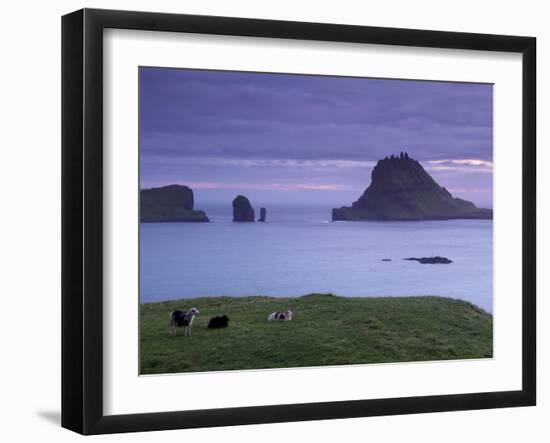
left=139, top=67, right=493, bottom=208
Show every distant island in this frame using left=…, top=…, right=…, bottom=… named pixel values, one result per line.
left=332, top=152, right=492, bottom=221
left=140, top=184, right=209, bottom=222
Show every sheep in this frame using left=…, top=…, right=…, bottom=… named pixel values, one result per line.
left=207, top=315, right=230, bottom=329
left=169, top=307, right=200, bottom=336
left=267, top=309, right=293, bottom=322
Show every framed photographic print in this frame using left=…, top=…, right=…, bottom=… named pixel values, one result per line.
left=61, top=8, right=536, bottom=435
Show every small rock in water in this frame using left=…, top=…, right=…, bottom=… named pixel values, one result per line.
left=258, top=207, right=267, bottom=222
left=403, top=256, right=452, bottom=264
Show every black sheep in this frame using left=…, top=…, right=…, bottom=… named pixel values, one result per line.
left=208, top=315, right=230, bottom=329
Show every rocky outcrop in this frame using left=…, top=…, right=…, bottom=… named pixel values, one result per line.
left=140, top=184, right=209, bottom=222
left=258, top=207, right=267, bottom=222
left=404, top=256, right=453, bottom=264
left=332, top=152, right=492, bottom=221
left=232, top=195, right=255, bottom=222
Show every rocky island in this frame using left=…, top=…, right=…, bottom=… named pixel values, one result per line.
left=258, top=207, right=267, bottom=222
left=332, top=152, right=492, bottom=221
left=233, top=195, right=255, bottom=222
left=404, top=256, right=453, bottom=264
left=140, top=184, right=209, bottom=222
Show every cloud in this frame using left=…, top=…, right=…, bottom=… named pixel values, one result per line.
left=144, top=156, right=377, bottom=169
left=425, top=158, right=493, bottom=174
left=427, top=159, right=493, bottom=167
left=179, top=181, right=352, bottom=191
left=140, top=68, right=493, bottom=164
left=446, top=188, right=492, bottom=193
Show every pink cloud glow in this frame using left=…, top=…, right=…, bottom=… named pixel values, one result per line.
left=427, top=158, right=493, bottom=167
left=182, top=181, right=351, bottom=191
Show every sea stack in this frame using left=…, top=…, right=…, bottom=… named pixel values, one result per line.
left=332, top=152, right=492, bottom=221
left=258, top=207, right=267, bottom=222
left=140, top=184, right=209, bottom=222
left=232, top=195, right=255, bottom=222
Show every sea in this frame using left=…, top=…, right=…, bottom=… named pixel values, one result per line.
left=140, top=203, right=493, bottom=313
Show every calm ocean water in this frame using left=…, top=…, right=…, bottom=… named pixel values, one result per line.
left=140, top=204, right=493, bottom=313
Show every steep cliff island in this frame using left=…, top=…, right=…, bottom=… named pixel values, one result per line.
left=332, top=153, right=492, bottom=221
left=140, top=184, right=209, bottom=222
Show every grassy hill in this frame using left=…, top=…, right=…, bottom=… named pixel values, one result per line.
left=140, top=294, right=492, bottom=374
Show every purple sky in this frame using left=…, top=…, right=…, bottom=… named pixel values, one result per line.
left=139, top=67, right=493, bottom=207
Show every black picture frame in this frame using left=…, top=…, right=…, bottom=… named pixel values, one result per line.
left=62, top=8, right=536, bottom=435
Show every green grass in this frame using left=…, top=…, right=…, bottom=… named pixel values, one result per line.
left=140, top=294, right=492, bottom=374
